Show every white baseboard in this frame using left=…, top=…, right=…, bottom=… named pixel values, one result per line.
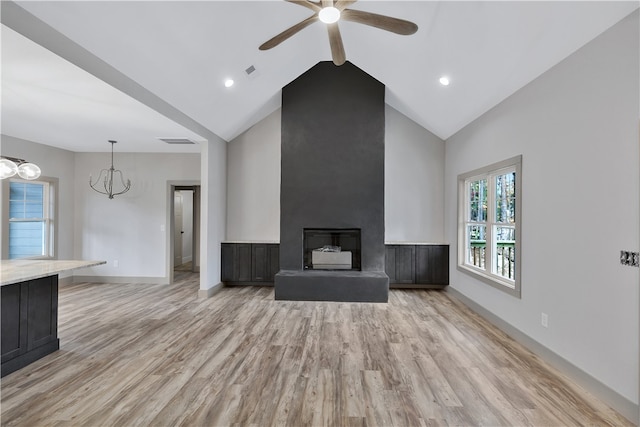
left=199, top=282, right=223, bottom=299
left=73, top=275, right=168, bottom=285
left=445, top=287, right=638, bottom=424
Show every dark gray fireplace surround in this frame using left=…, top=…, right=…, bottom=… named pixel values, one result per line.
left=275, top=61, right=389, bottom=302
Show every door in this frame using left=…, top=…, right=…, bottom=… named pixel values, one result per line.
left=1, top=283, right=28, bottom=362
left=174, top=191, right=183, bottom=268
left=415, top=245, right=449, bottom=285
left=252, top=244, right=269, bottom=282
left=26, top=276, right=58, bottom=351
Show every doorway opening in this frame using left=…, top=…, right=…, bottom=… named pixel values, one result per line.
left=168, top=183, right=201, bottom=284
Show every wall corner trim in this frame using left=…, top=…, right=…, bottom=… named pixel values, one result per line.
left=445, top=287, right=638, bottom=424
left=199, top=282, right=223, bottom=299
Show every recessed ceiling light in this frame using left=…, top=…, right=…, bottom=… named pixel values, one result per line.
left=224, top=79, right=234, bottom=88
left=319, top=7, right=340, bottom=24
left=439, top=76, right=450, bottom=86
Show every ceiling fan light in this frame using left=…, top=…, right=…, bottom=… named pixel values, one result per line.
left=17, top=162, right=41, bottom=180
left=0, top=158, right=18, bottom=179
left=319, top=7, right=340, bottom=24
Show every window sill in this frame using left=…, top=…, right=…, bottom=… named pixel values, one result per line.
left=457, top=264, right=521, bottom=298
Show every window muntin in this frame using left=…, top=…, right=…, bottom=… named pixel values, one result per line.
left=458, top=157, right=521, bottom=297
left=8, top=180, right=53, bottom=259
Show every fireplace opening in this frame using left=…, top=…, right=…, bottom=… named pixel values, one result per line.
left=303, top=228, right=361, bottom=271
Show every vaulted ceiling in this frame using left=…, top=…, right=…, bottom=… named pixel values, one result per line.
left=2, top=1, right=638, bottom=152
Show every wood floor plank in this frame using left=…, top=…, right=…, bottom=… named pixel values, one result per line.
left=0, top=277, right=632, bottom=427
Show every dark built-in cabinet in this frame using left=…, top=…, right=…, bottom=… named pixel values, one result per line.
left=222, top=242, right=448, bottom=288
left=415, top=245, right=449, bottom=285
left=385, top=245, right=415, bottom=284
left=386, top=244, right=448, bottom=287
left=221, top=243, right=279, bottom=284
left=1, top=275, right=59, bottom=377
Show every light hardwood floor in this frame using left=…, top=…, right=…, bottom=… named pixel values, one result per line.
left=0, top=274, right=631, bottom=426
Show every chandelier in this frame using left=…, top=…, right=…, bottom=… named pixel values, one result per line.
left=0, top=156, right=41, bottom=180
left=89, top=140, right=131, bottom=199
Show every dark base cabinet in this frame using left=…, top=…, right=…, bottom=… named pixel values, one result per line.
left=386, top=244, right=449, bottom=288
left=222, top=243, right=279, bottom=285
left=415, top=245, right=449, bottom=285
left=222, top=242, right=448, bottom=289
left=385, top=245, right=416, bottom=284
left=1, top=275, right=59, bottom=377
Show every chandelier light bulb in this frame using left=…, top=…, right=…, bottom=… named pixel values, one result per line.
left=319, top=7, right=340, bottom=24
left=0, top=158, right=18, bottom=179
left=17, top=162, right=41, bottom=180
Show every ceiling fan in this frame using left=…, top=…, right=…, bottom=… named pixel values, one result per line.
left=259, top=0, right=418, bottom=66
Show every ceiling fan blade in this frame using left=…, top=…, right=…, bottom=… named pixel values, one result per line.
left=327, top=23, right=346, bottom=66
left=341, top=9, right=418, bottom=35
left=322, top=0, right=332, bottom=7
left=285, top=0, right=321, bottom=13
left=335, top=0, right=357, bottom=11
left=259, top=15, right=319, bottom=50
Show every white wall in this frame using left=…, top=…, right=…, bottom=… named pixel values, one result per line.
left=385, top=105, right=445, bottom=243
left=74, top=152, right=200, bottom=280
left=1, top=135, right=76, bottom=260
left=200, top=138, right=227, bottom=293
left=226, top=108, right=281, bottom=241
left=226, top=106, right=446, bottom=244
left=445, top=11, right=639, bottom=408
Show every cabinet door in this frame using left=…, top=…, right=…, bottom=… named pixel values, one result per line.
left=252, top=244, right=269, bottom=282
left=26, top=276, right=58, bottom=351
left=386, top=245, right=416, bottom=284
left=395, top=245, right=416, bottom=284
left=416, top=245, right=449, bottom=285
left=237, top=244, right=252, bottom=282
left=1, top=283, right=28, bottom=362
left=221, top=243, right=237, bottom=281
left=267, top=244, right=280, bottom=282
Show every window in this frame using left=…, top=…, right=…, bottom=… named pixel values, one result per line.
left=458, top=156, right=521, bottom=297
left=6, top=178, right=56, bottom=260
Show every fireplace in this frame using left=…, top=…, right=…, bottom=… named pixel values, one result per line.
left=304, top=228, right=361, bottom=271
left=275, top=61, right=389, bottom=302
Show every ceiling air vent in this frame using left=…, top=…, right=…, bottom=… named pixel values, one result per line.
left=158, top=138, right=196, bottom=145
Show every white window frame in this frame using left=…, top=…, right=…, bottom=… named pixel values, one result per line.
left=457, top=156, right=522, bottom=298
left=2, top=177, right=58, bottom=260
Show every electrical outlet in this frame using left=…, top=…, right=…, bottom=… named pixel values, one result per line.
left=541, top=312, right=548, bottom=328
left=621, top=250, right=630, bottom=265
left=113, top=260, right=119, bottom=268
left=620, top=250, right=640, bottom=267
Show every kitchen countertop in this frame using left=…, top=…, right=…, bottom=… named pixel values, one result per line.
left=0, top=259, right=106, bottom=286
